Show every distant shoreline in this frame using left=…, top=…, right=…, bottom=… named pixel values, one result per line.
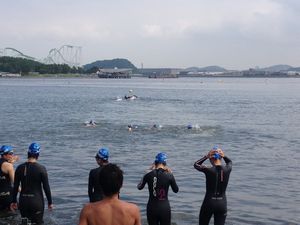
left=1, top=73, right=300, bottom=79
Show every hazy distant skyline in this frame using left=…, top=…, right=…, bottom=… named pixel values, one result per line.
left=1, top=0, right=300, bottom=70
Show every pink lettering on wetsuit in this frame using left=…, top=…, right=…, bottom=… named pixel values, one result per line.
left=158, top=188, right=166, bottom=200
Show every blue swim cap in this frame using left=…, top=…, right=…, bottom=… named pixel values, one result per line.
left=213, top=145, right=220, bottom=150
left=155, top=152, right=167, bottom=164
left=212, top=153, right=221, bottom=159
left=0, top=145, right=13, bottom=155
left=187, top=124, right=193, bottom=129
left=211, top=145, right=221, bottom=159
left=28, top=142, right=41, bottom=154
left=97, top=148, right=109, bottom=160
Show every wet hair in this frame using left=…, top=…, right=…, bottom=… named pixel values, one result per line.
left=99, top=163, right=123, bottom=197
left=95, top=155, right=108, bottom=162
left=154, top=161, right=166, bottom=166
left=27, top=152, right=39, bottom=159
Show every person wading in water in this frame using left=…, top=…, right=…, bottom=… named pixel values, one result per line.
left=138, top=152, right=179, bottom=225
left=194, top=146, right=232, bottom=225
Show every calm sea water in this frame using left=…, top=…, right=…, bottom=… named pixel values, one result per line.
left=0, top=77, right=299, bottom=225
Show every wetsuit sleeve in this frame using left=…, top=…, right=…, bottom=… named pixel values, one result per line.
left=170, top=174, right=179, bottom=193
left=88, top=170, right=93, bottom=202
left=194, top=155, right=208, bottom=172
left=12, top=166, right=21, bottom=203
left=41, top=167, right=53, bottom=205
left=137, top=173, right=147, bottom=190
left=223, top=156, right=232, bottom=170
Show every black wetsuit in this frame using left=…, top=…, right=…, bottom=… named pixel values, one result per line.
left=138, top=168, right=179, bottom=225
left=194, top=156, right=232, bottom=225
left=88, top=166, right=105, bottom=202
left=12, top=162, right=52, bottom=225
left=0, top=158, right=13, bottom=211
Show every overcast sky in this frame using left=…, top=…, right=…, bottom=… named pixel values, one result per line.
left=1, top=0, right=300, bottom=69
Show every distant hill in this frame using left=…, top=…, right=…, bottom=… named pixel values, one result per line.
left=199, top=66, right=227, bottom=72
left=288, top=67, right=300, bottom=72
left=185, top=65, right=227, bottom=72
left=83, top=58, right=137, bottom=71
left=261, top=64, right=293, bottom=72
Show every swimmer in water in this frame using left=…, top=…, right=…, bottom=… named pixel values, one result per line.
left=152, top=124, right=163, bottom=129
left=89, top=120, right=96, bottom=126
left=187, top=124, right=200, bottom=130
left=84, top=120, right=97, bottom=127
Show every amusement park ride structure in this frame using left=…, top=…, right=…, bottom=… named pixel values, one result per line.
left=0, top=45, right=82, bottom=67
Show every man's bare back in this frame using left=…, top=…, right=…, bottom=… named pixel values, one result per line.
left=79, top=193, right=141, bottom=225
left=79, top=163, right=141, bottom=225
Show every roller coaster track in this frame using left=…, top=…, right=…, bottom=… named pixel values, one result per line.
left=0, top=45, right=82, bottom=67
left=1, top=47, right=36, bottom=60
left=43, top=45, right=82, bottom=67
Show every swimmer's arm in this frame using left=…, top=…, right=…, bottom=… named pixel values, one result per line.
left=137, top=174, right=147, bottom=190
left=4, top=162, right=15, bottom=186
left=170, top=174, right=179, bottom=193
left=88, top=170, right=93, bottom=202
left=11, top=166, right=22, bottom=209
left=223, top=156, right=232, bottom=168
left=194, top=155, right=208, bottom=171
left=41, top=168, right=53, bottom=205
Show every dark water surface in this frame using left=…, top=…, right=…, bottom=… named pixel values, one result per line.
left=0, top=77, right=299, bottom=225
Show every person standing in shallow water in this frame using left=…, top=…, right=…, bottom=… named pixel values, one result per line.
left=11, top=142, right=53, bottom=225
left=194, top=146, right=232, bottom=225
left=79, top=163, right=141, bottom=225
left=137, top=152, right=179, bottom=225
left=0, top=145, right=18, bottom=212
left=88, top=147, right=109, bottom=202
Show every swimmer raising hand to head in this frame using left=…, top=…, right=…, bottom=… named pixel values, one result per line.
left=194, top=146, right=232, bottom=225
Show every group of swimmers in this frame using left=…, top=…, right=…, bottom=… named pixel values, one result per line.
left=85, top=122, right=199, bottom=131
left=0, top=143, right=52, bottom=225
left=0, top=143, right=232, bottom=225
left=85, top=146, right=232, bottom=225
left=127, top=124, right=200, bottom=131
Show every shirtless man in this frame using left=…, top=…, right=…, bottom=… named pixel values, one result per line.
left=79, top=163, right=141, bottom=225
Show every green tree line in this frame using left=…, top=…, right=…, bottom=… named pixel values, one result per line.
left=0, top=56, right=84, bottom=75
